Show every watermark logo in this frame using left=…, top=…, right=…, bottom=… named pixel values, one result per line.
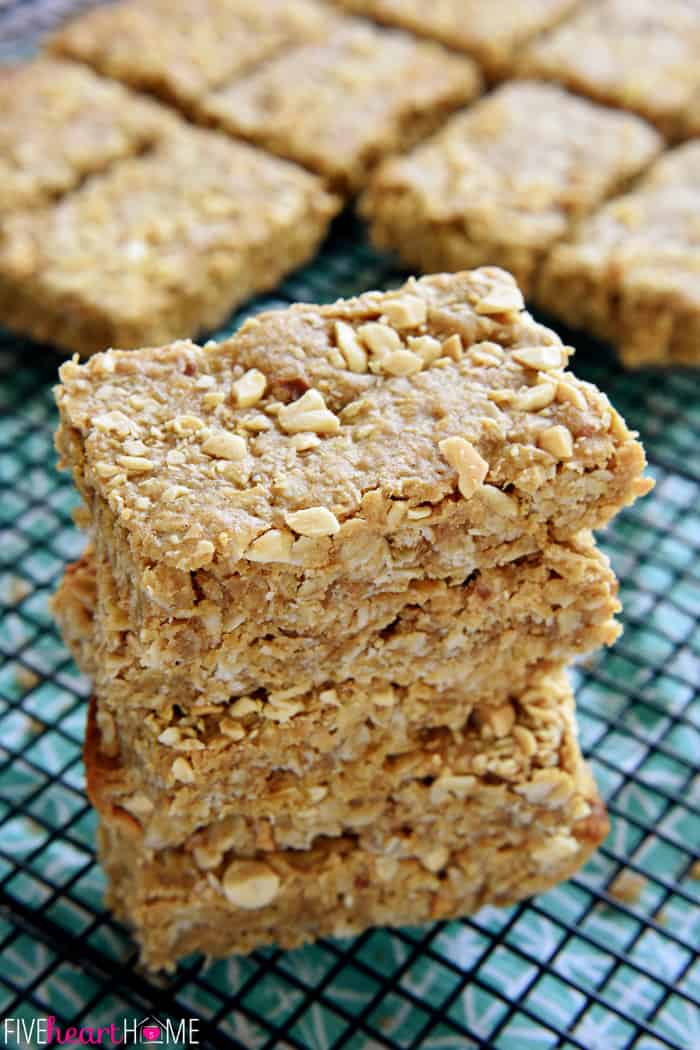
left=128, top=1016, right=199, bottom=1046
left=2, top=1014, right=200, bottom=1046
left=134, top=1018, right=165, bottom=1044
left=140, top=1021, right=162, bottom=1043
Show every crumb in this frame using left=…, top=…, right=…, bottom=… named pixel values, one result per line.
left=9, top=577, right=31, bottom=604
left=689, top=860, right=700, bottom=881
left=609, top=871, right=646, bottom=905
left=15, top=667, right=40, bottom=692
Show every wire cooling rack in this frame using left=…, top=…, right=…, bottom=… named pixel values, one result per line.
left=1, top=210, right=699, bottom=1049
left=1, top=2, right=700, bottom=1044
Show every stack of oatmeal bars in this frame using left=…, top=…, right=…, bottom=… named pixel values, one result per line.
left=51, top=268, right=651, bottom=969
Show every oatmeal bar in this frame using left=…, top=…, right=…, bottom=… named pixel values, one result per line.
left=95, top=693, right=608, bottom=969
left=101, top=810, right=606, bottom=969
left=54, top=270, right=651, bottom=636
left=198, top=19, right=481, bottom=193
left=100, top=802, right=606, bottom=970
left=519, top=0, right=700, bottom=141
left=334, top=0, right=579, bottom=79
left=0, top=56, right=173, bottom=216
left=86, top=667, right=603, bottom=853
left=537, top=143, right=700, bottom=367
left=360, top=81, right=662, bottom=296
left=54, top=531, right=621, bottom=713
left=49, top=0, right=338, bottom=114
left=0, top=123, right=339, bottom=355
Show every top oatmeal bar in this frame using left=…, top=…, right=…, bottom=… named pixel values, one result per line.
left=0, top=56, right=173, bottom=215
left=49, top=0, right=337, bottom=113
left=520, top=0, right=700, bottom=140
left=55, top=269, right=651, bottom=614
left=335, top=0, right=580, bottom=79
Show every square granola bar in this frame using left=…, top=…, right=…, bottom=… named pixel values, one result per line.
left=0, top=123, right=340, bottom=354
left=0, top=56, right=172, bottom=215
left=49, top=0, right=337, bottom=112
left=84, top=666, right=609, bottom=855
left=520, top=0, right=700, bottom=140
left=537, top=143, right=700, bottom=367
left=360, top=81, right=662, bottom=296
left=53, top=269, right=651, bottom=636
left=197, top=19, right=481, bottom=193
left=335, top=0, right=580, bottom=79
left=54, top=531, right=621, bottom=722
left=93, top=668, right=608, bottom=968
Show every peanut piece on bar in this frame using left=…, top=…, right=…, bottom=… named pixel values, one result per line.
left=513, top=383, right=556, bottom=412
left=474, top=283, right=524, bottom=316
left=232, top=369, right=267, bottom=408
left=381, top=295, right=427, bottom=329
left=222, top=861, right=280, bottom=909
left=278, top=389, right=340, bottom=435
left=335, top=321, right=368, bottom=373
left=382, top=349, right=423, bottom=376
left=512, top=346, right=564, bottom=371
left=285, top=506, right=340, bottom=536
left=482, top=484, right=517, bottom=518
left=357, top=322, right=402, bottom=354
left=201, top=432, right=247, bottom=461
left=439, top=436, right=488, bottom=498
left=422, top=846, right=450, bottom=873
left=245, top=528, right=294, bottom=563
left=172, top=757, right=195, bottom=783
left=539, top=424, right=574, bottom=459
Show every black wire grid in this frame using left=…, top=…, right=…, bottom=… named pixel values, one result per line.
left=1, top=3, right=700, bottom=1047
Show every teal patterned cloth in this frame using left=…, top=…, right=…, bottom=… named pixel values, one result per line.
left=0, top=212, right=698, bottom=1049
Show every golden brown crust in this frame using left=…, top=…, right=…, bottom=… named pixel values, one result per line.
left=85, top=696, right=142, bottom=838
left=360, top=81, right=662, bottom=296
left=48, top=547, right=96, bottom=672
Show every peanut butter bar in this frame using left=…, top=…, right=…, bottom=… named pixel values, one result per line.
left=93, top=670, right=608, bottom=968
left=100, top=809, right=606, bottom=970
left=335, top=0, right=580, bottom=79
left=53, top=531, right=621, bottom=720
left=0, top=123, right=340, bottom=355
left=537, top=143, right=700, bottom=367
left=198, top=19, right=481, bottom=193
left=360, top=81, right=662, bottom=296
left=54, top=534, right=619, bottom=849
left=49, top=0, right=338, bottom=113
left=84, top=668, right=604, bottom=853
left=54, top=268, right=651, bottom=652
left=520, top=0, right=700, bottom=140
left=0, top=56, right=173, bottom=216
